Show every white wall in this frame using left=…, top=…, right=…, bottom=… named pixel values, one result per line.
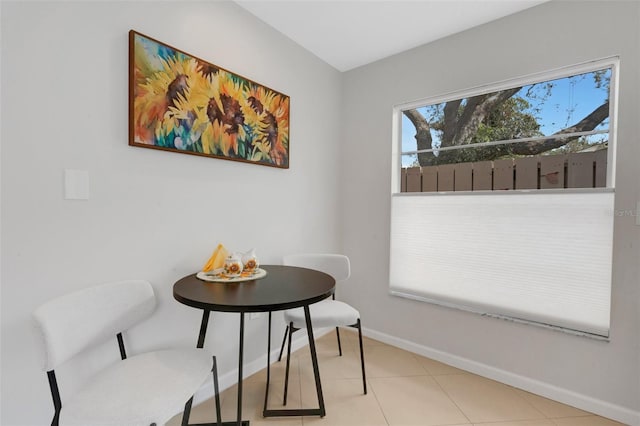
left=0, top=1, right=342, bottom=424
left=340, top=1, right=640, bottom=424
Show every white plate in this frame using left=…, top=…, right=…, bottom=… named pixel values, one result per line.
left=196, top=268, right=267, bottom=283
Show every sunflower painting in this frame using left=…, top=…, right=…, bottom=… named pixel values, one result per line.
left=129, top=30, right=290, bottom=168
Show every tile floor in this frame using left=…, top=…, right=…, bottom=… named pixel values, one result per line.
left=168, top=329, right=625, bottom=426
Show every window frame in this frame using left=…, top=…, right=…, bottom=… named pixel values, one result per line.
left=389, top=57, right=619, bottom=339
left=391, top=56, right=620, bottom=195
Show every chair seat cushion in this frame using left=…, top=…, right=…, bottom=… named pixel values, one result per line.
left=60, top=349, right=212, bottom=426
left=284, top=300, right=360, bottom=328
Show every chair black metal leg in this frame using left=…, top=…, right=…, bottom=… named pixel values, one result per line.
left=335, top=327, right=342, bottom=356
left=277, top=325, right=289, bottom=362
left=356, top=319, right=367, bottom=395
left=117, top=332, right=127, bottom=360
left=263, top=308, right=325, bottom=419
left=212, top=356, right=222, bottom=426
left=283, top=322, right=294, bottom=405
left=47, top=370, right=61, bottom=426
left=181, top=397, right=194, bottom=426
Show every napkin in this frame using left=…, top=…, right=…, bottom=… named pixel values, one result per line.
left=202, top=244, right=228, bottom=272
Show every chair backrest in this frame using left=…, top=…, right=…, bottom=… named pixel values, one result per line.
left=283, top=253, right=351, bottom=283
left=32, top=280, right=156, bottom=371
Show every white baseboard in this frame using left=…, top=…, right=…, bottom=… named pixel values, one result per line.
left=362, top=327, right=639, bottom=426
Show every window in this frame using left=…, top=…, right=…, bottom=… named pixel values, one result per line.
left=390, top=58, right=618, bottom=338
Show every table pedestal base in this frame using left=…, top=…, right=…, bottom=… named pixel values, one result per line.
left=262, top=308, right=326, bottom=419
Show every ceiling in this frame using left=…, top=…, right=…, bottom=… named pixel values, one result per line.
left=235, top=0, right=548, bottom=72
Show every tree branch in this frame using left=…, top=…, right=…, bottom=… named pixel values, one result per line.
left=411, top=101, right=609, bottom=166
left=403, top=109, right=433, bottom=165
left=510, top=101, right=609, bottom=155
left=442, top=99, right=461, bottom=146
left=452, top=88, right=521, bottom=146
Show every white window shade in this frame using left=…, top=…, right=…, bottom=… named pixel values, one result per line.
left=389, top=191, right=614, bottom=337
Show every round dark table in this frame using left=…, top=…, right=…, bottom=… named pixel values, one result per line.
left=173, top=265, right=335, bottom=426
left=174, top=264, right=335, bottom=312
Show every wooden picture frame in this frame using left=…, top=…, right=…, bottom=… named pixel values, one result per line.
left=129, top=30, right=290, bottom=168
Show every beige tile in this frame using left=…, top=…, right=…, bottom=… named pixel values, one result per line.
left=297, top=346, right=365, bottom=383
left=286, top=328, right=385, bottom=368
left=413, top=354, right=469, bottom=375
left=370, top=375, right=469, bottom=426
left=435, top=374, right=545, bottom=423
left=301, top=377, right=388, bottom=426
left=166, top=398, right=221, bottom=426
left=316, top=329, right=344, bottom=344
left=285, top=330, right=368, bottom=388
left=473, top=420, right=556, bottom=426
left=514, top=389, right=591, bottom=418
left=252, top=419, right=303, bottom=426
left=284, top=331, right=352, bottom=361
left=259, top=355, right=301, bottom=383
left=314, top=338, right=359, bottom=360
left=364, top=345, right=429, bottom=378
left=220, top=375, right=303, bottom=422
left=339, top=327, right=391, bottom=350
left=551, top=415, right=627, bottom=425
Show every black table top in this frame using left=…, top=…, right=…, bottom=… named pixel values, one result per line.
left=173, top=265, right=336, bottom=313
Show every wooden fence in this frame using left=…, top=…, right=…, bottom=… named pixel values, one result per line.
left=401, top=149, right=608, bottom=192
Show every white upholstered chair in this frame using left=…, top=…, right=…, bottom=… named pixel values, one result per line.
left=279, top=254, right=366, bottom=402
left=32, top=280, right=221, bottom=426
